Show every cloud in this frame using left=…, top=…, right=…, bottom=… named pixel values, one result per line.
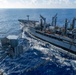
left=0, top=0, right=76, bottom=8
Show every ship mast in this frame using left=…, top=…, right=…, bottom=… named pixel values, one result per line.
left=40, top=18, right=43, bottom=31
left=70, top=18, right=76, bottom=30
left=64, top=19, right=68, bottom=35
left=40, top=15, right=46, bottom=30
left=27, top=15, right=29, bottom=21
left=51, top=13, right=57, bottom=27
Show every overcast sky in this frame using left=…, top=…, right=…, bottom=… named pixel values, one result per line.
left=0, top=0, right=76, bottom=8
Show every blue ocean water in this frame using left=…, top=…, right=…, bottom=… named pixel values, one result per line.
left=0, top=9, right=76, bottom=36
left=0, top=9, right=76, bottom=75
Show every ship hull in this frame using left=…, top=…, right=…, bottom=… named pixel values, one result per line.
left=28, top=27, right=76, bottom=54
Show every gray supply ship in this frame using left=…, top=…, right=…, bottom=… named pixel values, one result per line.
left=18, top=14, right=76, bottom=54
